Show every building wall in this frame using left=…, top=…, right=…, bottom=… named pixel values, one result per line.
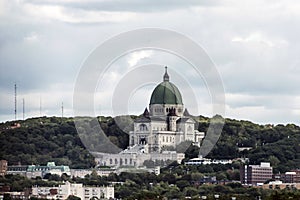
left=241, top=162, right=273, bottom=186
left=7, top=165, right=27, bottom=177
left=262, top=181, right=300, bottom=190
left=0, top=160, right=8, bottom=176
left=7, top=162, right=71, bottom=179
left=32, top=182, right=114, bottom=200
left=70, top=169, right=115, bottom=178
left=96, top=151, right=185, bottom=168
left=150, top=104, right=184, bottom=117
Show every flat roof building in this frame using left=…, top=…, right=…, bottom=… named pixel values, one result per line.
left=241, top=162, right=273, bottom=186
left=32, top=181, right=114, bottom=200
left=0, top=160, right=8, bottom=176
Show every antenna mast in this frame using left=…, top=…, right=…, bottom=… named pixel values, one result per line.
left=39, top=96, right=42, bottom=118
left=14, top=83, right=17, bottom=120
left=22, top=98, right=25, bottom=120
left=61, top=102, right=64, bottom=118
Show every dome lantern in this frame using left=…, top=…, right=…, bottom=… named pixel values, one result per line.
left=163, top=66, right=169, bottom=82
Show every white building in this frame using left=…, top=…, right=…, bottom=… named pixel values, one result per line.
left=185, top=156, right=233, bottom=165
left=31, top=181, right=114, bottom=200
left=70, top=168, right=116, bottom=178
left=129, top=67, right=204, bottom=152
left=96, top=67, right=205, bottom=168
left=95, top=150, right=185, bottom=168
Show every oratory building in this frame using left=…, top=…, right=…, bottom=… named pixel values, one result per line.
left=129, top=67, right=204, bottom=153
left=96, top=67, right=205, bottom=168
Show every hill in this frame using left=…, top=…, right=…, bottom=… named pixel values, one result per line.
left=0, top=116, right=299, bottom=172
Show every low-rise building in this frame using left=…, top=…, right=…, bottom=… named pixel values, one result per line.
left=262, top=180, right=300, bottom=190
left=0, top=160, right=8, bottom=176
left=70, top=168, right=116, bottom=178
left=283, top=170, right=300, bottom=183
left=240, top=162, right=273, bottom=186
left=185, top=156, right=233, bottom=165
left=7, top=165, right=27, bottom=177
left=27, top=162, right=70, bottom=178
left=7, top=162, right=70, bottom=178
left=31, top=181, right=114, bottom=200
left=95, top=149, right=185, bottom=168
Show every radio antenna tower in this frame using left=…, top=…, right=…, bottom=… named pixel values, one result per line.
left=22, top=98, right=25, bottom=120
left=39, top=96, right=42, bottom=118
left=14, top=83, right=17, bottom=120
left=61, top=102, right=64, bottom=118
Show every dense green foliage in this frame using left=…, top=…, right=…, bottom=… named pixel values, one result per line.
left=2, top=172, right=300, bottom=200
left=195, top=116, right=300, bottom=173
left=1, top=115, right=300, bottom=173
left=0, top=117, right=96, bottom=168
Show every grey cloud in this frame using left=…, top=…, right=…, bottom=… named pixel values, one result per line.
left=1, top=0, right=300, bottom=125
left=24, top=0, right=219, bottom=12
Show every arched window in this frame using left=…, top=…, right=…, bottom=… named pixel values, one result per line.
left=139, top=124, right=148, bottom=131
left=140, top=136, right=147, bottom=144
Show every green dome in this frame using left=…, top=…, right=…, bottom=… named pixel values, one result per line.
left=150, top=81, right=183, bottom=105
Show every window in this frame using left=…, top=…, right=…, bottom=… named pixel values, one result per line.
left=139, top=124, right=148, bottom=131
left=131, top=136, right=134, bottom=144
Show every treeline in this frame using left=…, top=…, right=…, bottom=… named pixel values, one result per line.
left=2, top=170, right=300, bottom=200
left=0, top=116, right=130, bottom=168
left=194, top=116, right=300, bottom=173
left=1, top=115, right=300, bottom=172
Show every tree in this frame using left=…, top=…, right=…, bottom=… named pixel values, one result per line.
left=184, top=187, right=199, bottom=197
left=185, top=145, right=200, bottom=159
left=268, top=155, right=280, bottom=167
left=66, top=195, right=81, bottom=200
left=176, top=180, right=190, bottom=191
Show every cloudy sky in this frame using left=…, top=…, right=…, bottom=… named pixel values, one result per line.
left=1, top=0, right=300, bottom=125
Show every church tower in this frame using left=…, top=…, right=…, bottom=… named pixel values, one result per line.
left=168, top=108, right=178, bottom=132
